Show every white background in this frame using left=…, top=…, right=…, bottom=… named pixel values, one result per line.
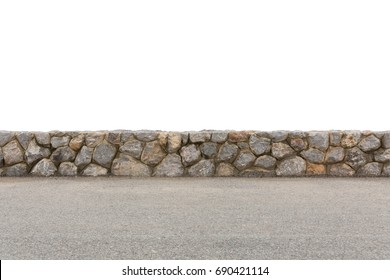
left=1, top=0, right=389, bottom=132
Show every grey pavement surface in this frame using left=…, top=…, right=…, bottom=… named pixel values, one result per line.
left=0, top=177, right=390, bottom=259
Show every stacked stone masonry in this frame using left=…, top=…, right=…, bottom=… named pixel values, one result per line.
left=1, top=130, right=390, bottom=177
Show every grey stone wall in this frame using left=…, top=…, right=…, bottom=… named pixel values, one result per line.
left=0, top=130, right=389, bottom=177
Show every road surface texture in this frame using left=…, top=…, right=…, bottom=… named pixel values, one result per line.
left=1, top=177, right=390, bottom=259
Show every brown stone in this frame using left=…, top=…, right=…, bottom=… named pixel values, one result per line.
left=85, top=132, right=105, bottom=148
left=69, top=134, right=85, bottom=151
left=306, top=163, right=326, bottom=175
left=289, top=137, right=307, bottom=151
left=216, top=163, right=237, bottom=177
left=167, top=133, right=182, bottom=153
left=158, top=132, right=168, bottom=149
left=228, top=131, right=252, bottom=142
left=3, top=140, right=24, bottom=166
left=341, top=132, right=361, bottom=148
left=140, top=141, right=166, bottom=166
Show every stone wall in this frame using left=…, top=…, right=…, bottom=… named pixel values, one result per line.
left=0, top=130, right=390, bottom=177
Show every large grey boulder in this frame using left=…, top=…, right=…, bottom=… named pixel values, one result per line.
left=50, top=147, right=76, bottom=164
left=307, top=131, right=329, bottom=151
left=141, top=141, right=166, bottom=166
left=111, top=155, right=152, bottom=176
left=31, top=159, right=57, bottom=176
left=254, top=155, right=277, bottom=169
left=382, top=162, right=390, bottom=176
left=93, top=142, right=117, bottom=168
left=34, top=132, right=51, bottom=146
left=200, top=142, right=218, bottom=158
left=329, top=163, right=355, bottom=176
left=329, top=131, right=343, bottom=146
left=51, top=136, right=70, bottom=148
left=374, top=149, right=390, bottom=162
left=58, top=162, right=78, bottom=176
left=134, top=131, right=159, bottom=142
left=180, top=144, right=201, bottom=166
left=272, top=143, right=295, bottom=159
left=269, top=131, right=288, bottom=142
left=358, top=135, right=381, bottom=152
left=16, top=132, right=33, bottom=149
left=154, top=154, right=184, bottom=177
left=106, top=132, right=121, bottom=145
left=325, top=147, right=345, bottom=163
left=0, top=131, right=14, bottom=147
left=276, top=156, right=306, bottom=176
left=81, top=164, right=108, bottom=176
left=357, top=162, right=382, bottom=176
left=289, top=137, right=307, bottom=152
left=25, top=139, right=51, bottom=165
left=211, top=132, right=228, bottom=143
left=233, top=150, right=256, bottom=171
left=345, top=147, right=370, bottom=170
left=75, top=146, right=93, bottom=168
left=382, top=133, right=390, bottom=149
left=249, top=135, right=271, bottom=156
left=3, top=140, right=24, bottom=165
left=188, top=159, right=215, bottom=177
left=85, top=132, right=105, bottom=148
left=119, top=139, right=143, bottom=159
left=237, top=142, right=249, bottom=150
left=189, top=132, right=211, bottom=143
left=120, top=131, right=133, bottom=143
left=216, top=143, right=239, bottom=163
left=301, top=148, right=325, bottom=163
left=5, top=163, right=28, bottom=176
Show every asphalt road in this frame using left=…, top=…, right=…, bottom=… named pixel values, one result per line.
left=0, top=177, right=390, bottom=259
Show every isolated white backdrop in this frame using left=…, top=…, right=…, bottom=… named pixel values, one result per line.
left=1, top=0, right=389, bottom=131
